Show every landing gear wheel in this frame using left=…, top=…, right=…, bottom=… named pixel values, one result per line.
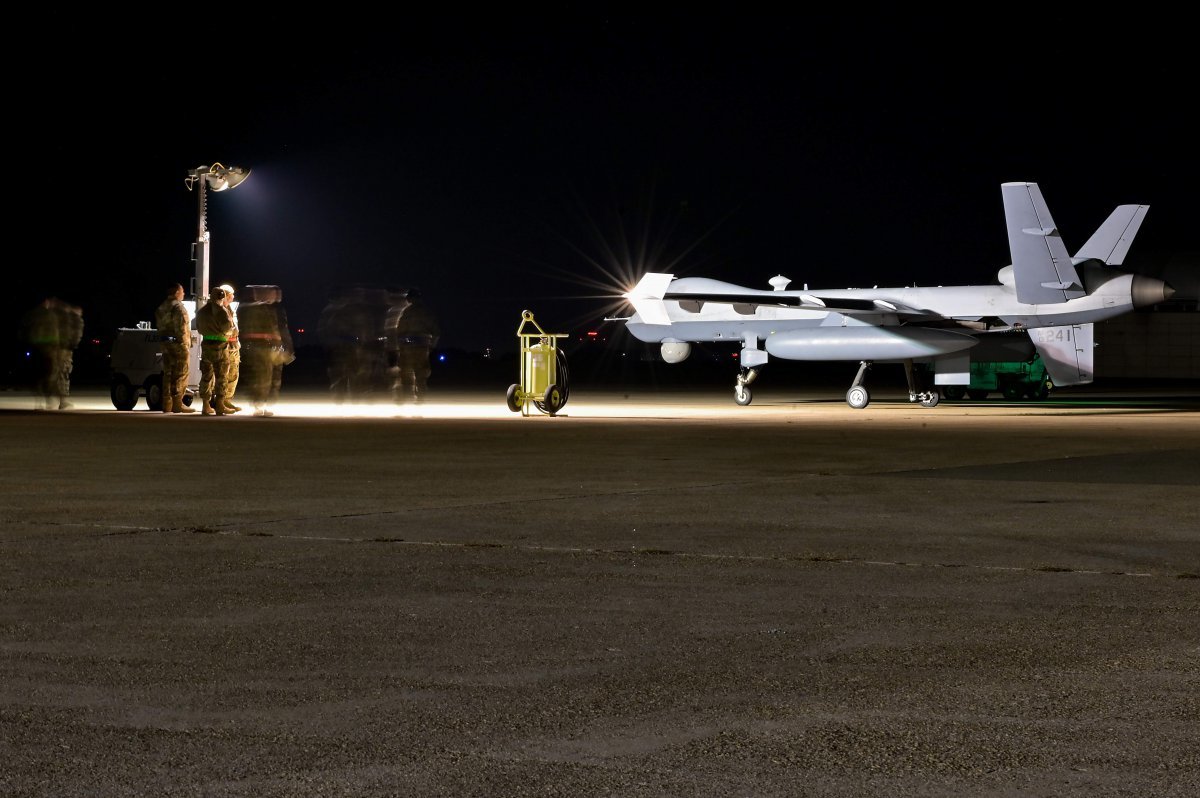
left=943, top=385, right=965, bottom=400
left=919, top=391, right=940, bottom=408
left=734, top=385, right=753, bottom=406
left=537, top=383, right=565, bottom=416
left=846, top=385, right=870, bottom=409
left=182, top=394, right=194, bottom=407
left=505, top=383, right=522, bottom=413
left=110, top=375, right=136, bottom=411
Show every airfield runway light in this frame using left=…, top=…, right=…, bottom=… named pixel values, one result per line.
left=184, top=162, right=251, bottom=304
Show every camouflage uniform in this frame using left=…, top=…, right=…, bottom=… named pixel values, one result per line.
left=21, top=300, right=65, bottom=409
left=154, top=290, right=193, bottom=413
left=318, top=288, right=374, bottom=402
left=389, top=294, right=440, bottom=403
left=55, top=301, right=83, bottom=408
left=219, top=286, right=242, bottom=412
left=195, top=293, right=233, bottom=415
left=238, top=286, right=294, bottom=416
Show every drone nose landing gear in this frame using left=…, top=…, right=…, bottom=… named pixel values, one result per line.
left=733, top=367, right=760, bottom=406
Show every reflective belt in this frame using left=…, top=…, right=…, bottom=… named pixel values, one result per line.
left=202, top=334, right=227, bottom=342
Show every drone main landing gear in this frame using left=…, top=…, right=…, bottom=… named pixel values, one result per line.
left=846, top=361, right=872, bottom=408
left=843, top=360, right=940, bottom=409
left=903, top=359, right=940, bottom=408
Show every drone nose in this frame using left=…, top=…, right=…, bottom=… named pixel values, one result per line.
left=1131, top=275, right=1175, bottom=308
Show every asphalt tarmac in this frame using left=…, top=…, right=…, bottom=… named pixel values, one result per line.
left=2, top=385, right=1198, bottom=797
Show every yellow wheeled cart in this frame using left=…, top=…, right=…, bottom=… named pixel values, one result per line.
left=506, top=310, right=569, bottom=416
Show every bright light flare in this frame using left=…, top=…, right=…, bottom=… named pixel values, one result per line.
left=527, top=184, right=733, bottom=332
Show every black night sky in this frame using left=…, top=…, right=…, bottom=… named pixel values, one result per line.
left=10, top=17, right=1195, bottom=380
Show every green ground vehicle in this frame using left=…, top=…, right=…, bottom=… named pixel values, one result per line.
left=942, top=354, right=1053, bottom=401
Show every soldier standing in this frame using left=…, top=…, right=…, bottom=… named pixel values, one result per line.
left=390, top=288, right=441, bottom=403
left=217, top=283, right=243, bottom=413
left=318, top=286, right=373, bottom=402
left=21, top=298, right=65, bottom=409
left=154, top=282, right=195, bottom=414
left=195, top=286, right=234, bottom=415
left=238, top=285, right=295, bottom=416
left=54, top=298, right=84, bottom=409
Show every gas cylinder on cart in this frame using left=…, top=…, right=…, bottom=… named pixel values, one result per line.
left=524, top=337, right=556, bottom=395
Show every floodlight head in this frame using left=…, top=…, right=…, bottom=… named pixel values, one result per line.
left=206, top=162, right=250, bottom=191
left=187, top=162, right=250, bottom=192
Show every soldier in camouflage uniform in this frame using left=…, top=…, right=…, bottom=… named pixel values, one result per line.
left=20, top=297, right=82, bottom=410
left=54, top=299, right=83, bottom=409
left=154, top=282, right=195, bottom=413
left=195, top=286, right=234, bottom=415
left=21, top=298, right=64, bottom=409
left=217, top=283, right=243, bottom=413
left=389, top=288, right=440, bottom=403
left=238, top=285, right=295, bottom=416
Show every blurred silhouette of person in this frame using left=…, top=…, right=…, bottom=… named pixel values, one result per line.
left=318, top=286, right=374, bottom=402
left=21, top=296, right=81, bottom=410
left=390, top=288, right=440, bottom=403
left=196, top=286, right=234, bottom=415
left=154, top=282, right=195, bottom=413
left=238, top=285, right=295, bottom=416
left=361, top=286, right=391, bottom=400
left=384, top=286, right=411, bottom=378
left=54, top=298, right=83, bottom=409
left=217, top=283, right=243, bottom=413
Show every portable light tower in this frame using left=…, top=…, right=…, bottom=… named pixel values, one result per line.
left=185, top=162, right=250, bottom=306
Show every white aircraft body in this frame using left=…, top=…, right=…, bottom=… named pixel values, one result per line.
left=618, top=182, right=1175, bottom=408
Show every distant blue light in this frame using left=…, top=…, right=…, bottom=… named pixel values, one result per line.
left=438, top=354, right=446, bottom=362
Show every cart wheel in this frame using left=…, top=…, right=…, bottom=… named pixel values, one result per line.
left=144, top=376, right=163, bottom=412
left=943, top=385, right=965, bottom=400
left=505, top=384, right=522, bottom=413
left=111, top=375, right=137, bottom=411
left=540, top=383, right=565, bottom=415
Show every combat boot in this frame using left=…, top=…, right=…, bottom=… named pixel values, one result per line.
left=162, top=396, right=174, bottom=414
left=201, top=398, right=215, bottom=416
left=173, top=396, right=196, bottom=414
